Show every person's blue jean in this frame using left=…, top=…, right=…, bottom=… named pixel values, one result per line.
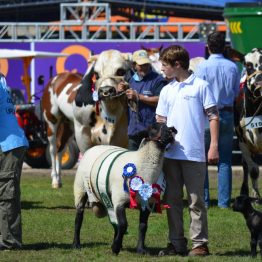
left=204, top=111, right=234, bottom=208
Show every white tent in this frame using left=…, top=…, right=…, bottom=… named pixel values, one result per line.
left=0, top=49, right=67, bottom=59
left=0, top=49, right=68, bottom=102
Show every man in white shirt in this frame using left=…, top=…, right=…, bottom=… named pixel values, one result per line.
left=156, top=45, right=219, bottom=256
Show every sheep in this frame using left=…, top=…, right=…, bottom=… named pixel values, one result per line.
left=232, top=195, right=262, bottom=257
left=72, top=122, right=176, bottom=255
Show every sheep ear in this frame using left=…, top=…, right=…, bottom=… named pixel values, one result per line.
left=138, top=138, right=147, bottom=149
left=169, top=126, right=177, bottom=134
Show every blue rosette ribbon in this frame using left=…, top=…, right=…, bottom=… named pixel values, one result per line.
left=92, top=90, right=99, bottom=102
left=130, top=176, right=144, bottom=191
left=122, top=163, right=137, bottom=192
left=138, top=183, right=153, bottom=211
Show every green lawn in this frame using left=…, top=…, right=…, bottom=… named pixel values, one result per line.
left=0, top=167, right=261, bottom=261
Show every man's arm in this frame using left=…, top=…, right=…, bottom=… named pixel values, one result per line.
left=156, top=114, right=167, bottom=123
left=208, top=118, right=219, bottom=164
left=126, top=88, right=159, bottom=106
left=205, top=106, right=219, bottom=164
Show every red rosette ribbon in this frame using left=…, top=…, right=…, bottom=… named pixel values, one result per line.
left=129, top=176, right=144, bottom=209
left=129, top=189, right=137, bottom=209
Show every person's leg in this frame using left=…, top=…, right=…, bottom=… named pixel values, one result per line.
left=0, top=147, right=26, bottom=249
left=182, top=161, right=208, bottom=249
left=218, top=111, right=234, bottom=208
left=162, top=158, right=188, bottom=253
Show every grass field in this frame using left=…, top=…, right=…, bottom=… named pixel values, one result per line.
left=0, top=167, right=262, bottom=261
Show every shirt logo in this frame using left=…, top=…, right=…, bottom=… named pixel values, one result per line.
left=183, top=95, right=196, bottom=100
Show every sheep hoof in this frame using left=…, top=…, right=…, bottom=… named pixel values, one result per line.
left=72, top=242, right=81, bottom=249
left=137, top=247, right=147, bottom=255
left=111, top=244, right=121, bottom=255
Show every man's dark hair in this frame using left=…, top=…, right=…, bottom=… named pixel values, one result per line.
left=207, top=32, right=225, bottom=54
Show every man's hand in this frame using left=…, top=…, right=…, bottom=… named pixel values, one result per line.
left=126, top=88, right=139, bottom=101
left=207, top=145, right=219, bottom=164
left=117, top=81, right=129, bottom=92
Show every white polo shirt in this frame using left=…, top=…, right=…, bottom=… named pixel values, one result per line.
left=156, top=74, right=216, bottom=162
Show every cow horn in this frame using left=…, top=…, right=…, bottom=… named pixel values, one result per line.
left=121, top=52, right=132, bottom=61
left=88, top=54, right=99, bottom=63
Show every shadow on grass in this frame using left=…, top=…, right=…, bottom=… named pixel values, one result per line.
left=21, top=242, right=107, bottom=251
left=21, top=200, right=74, bottom=210
left=214, top=249, right=251, bottom=257
left=124, top=247, right=252, bottom=257
left=124, top=247, right=166, bottom=256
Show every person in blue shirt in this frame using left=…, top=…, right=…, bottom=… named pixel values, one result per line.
left=0, top=73, right=28, bottom=250
left=195, top=32, right=240, bottom=208
left=125, top=49, right=168, bottom=150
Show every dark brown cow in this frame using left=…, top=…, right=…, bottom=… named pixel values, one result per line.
left=42, top=50, right=131, bottom=188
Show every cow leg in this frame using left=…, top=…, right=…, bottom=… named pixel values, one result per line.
left=111, top=205, right=127, bottom=255
left=46, top=123, right=61, bottom=189
left=136, top=208, right=150, bottom=254
left=73, top=171, right=88, bottom=248
left=55, top=151, right=63, bottom=187
left=74, top=120, right=92, bottom=153
left=249, top=156, right=260, bottom=200
left=239, top=142, right=260, bottom=199
left=240, top=142, right=252, bottom=196
left=241, top=158, right=249, bottom=196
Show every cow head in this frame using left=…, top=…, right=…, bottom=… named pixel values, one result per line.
left=244, top=48, right=262, bottom=97
left=89, top=49, right=131, bottom=101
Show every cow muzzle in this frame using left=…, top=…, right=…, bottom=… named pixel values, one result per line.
left=98, top=86, right=117, bottom=100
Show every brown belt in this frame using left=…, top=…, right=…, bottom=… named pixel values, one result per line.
left=219, top=106, right=233, bottom=112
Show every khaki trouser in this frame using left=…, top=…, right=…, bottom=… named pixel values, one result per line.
left=163, top=158, right=208, bottom=252
left=0, top=146, right=26, bottom=249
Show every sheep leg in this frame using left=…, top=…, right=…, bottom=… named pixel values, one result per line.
left=250, top=231, right=258, bottom=257
left=258, top=233, right=262, bottom=257
left=136, top=208, right=150, bottom=254
left=111, top=206, right=127, bottom=255
left=72, top=192, right=88, bottom=248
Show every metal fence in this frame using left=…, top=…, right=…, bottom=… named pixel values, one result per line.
left=0, top=2, right=229, bottom=42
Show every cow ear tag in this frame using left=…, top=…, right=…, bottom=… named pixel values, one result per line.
left=122, top=163, right=137, bottom=192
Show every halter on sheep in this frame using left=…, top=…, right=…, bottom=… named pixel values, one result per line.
left=73, top=123, right=176, bottom=254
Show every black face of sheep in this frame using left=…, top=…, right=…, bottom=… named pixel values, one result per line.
left=232, top=195, right=262, bottom=257
left=147, top=123, right=177, bottom=149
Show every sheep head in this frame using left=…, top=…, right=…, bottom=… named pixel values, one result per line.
left=148, top=123, right=177, bottom=149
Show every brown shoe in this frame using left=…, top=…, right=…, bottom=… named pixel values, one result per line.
left=188, top=244, right=209, bottom=256
left=158, top=243, right=187, bottom=256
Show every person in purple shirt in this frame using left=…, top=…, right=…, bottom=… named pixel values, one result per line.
left=195, top=32, right=240, bottom=208
left=0, top=73, right=28, bottom=250
left=125, top=49, right=167, bottom=150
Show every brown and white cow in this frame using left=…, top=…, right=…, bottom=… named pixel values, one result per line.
left=42, top=49, right=131, bottom=188
left=235, top=48, right=262, bottom=200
